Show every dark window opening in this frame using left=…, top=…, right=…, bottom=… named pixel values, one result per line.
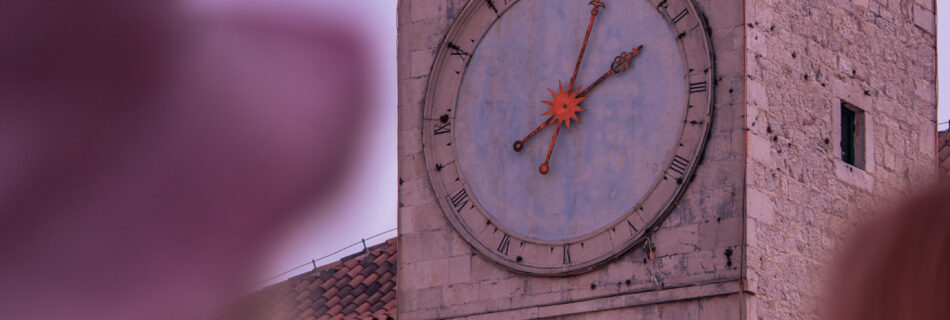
left=840, top=101, right=866, bottom=169
left=841, top=107, right=856, bottom=165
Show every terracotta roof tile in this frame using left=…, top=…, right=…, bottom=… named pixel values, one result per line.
left=235, top=238, right=398, bottom=320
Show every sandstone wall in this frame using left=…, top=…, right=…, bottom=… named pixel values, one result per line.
left=742, top=0, right=938, bottom=318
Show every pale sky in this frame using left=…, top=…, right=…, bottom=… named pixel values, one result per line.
left=259, top=2, right=948, bottom=285
left=257, top=0, right=398, bottom=285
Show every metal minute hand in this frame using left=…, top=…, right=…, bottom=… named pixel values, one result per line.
left=579, top=45, right=643, bottom=98
left=569, top=0, right=606, bottom=91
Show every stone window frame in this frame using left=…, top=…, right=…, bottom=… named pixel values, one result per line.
left=840, top=101, right=866, bottom=169
left=829, top=81, right=875, bottom=191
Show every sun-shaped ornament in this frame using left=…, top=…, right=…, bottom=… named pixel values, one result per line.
left=541, top=81, right=586, bottom=130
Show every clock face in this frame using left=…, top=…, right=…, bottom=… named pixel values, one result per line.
left=423, top=0, right=713, bottom=275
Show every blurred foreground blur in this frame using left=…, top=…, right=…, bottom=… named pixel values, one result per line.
left=1, top=1, right=947, bottom=319
left=826, top=180, right=950, bottom=320
left=0, top=1, right=369, bottom=319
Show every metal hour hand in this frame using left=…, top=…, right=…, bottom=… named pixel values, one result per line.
left=513, top=116, right=554, bottom=152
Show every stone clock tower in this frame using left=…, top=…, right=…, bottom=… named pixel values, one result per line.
left=397, top=0, right=937, bottom=318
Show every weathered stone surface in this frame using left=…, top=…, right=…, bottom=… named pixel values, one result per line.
left=743, top=0, right=937, bottom=318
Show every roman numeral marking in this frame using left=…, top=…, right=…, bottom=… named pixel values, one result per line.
left=672, top=9, right=689, bottom=24
left=689, top=81, right=707, bottom=94
left=434, top=122, right=451, bottom=135
left=497, top=234, right=510, bottom=255
left=450, top=189, right=469, bottom=212
left=485, top=0, right=499, bottom=14
left=669, top=155, right=689, bottom=177
left=562, top=245, right=572, bottom=265
left=627, top=220, right=638, bottom=233
left=447, top=42, right=470, bottom=62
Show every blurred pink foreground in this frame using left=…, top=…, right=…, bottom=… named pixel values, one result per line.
left=1, top=1, right=947, bottom=320
left=0, top=1, right=369, bottom=319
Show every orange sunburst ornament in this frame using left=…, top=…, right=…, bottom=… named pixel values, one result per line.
left=510, top=0, right=643, bottom=175
left=541, top=81, right=586, bottom=130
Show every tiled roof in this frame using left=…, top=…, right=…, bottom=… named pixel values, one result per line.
left=939, top=130, right=949, bottom=179
left=239, top=238, right=397, bottom=320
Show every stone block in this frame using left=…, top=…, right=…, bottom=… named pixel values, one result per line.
left=653, top=224, right=699, bottom=256
left=834, top=159, right=874, bottom=191
left=470, top=254, right=508, bottom=282
left=400, top=230, right=453, bottom=264
left=748, top=132, right=774, bottom=167
left=414, top=258, right=450, bottom=288
left=698, top=294, right=741, bottom=319
left=698, top=218, right=742, bottom=250
left=409, top=49, right=433, bottom=78
left=399, top=203, right=448, bottom=233
left=447, top=254, right=471, bottom=284
left=400, top=287, right=442, bottom=313
left=398, top=178, right=434, bottom=207
left=478, top=278, right=524, bottom=301
left=914, top=80, right=936, bottom=104
left=442, top=282, right=478, bottom=306
left=746, top=188, right=775, bottom=225
left=397, top=153, right=428, bottom=189
left=913, top=5, right=935, bottom=34
left=397, top=129, right=422, bottom=156
left=448, top=231, right=472, bottom=256
left=658, top=298, right=700, bottom=318
left=685, top=250, right=718, bottom=275
left=410, top=0, right=442, bottom=22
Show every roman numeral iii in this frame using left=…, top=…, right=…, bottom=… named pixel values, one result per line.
left=689, top=81, right=707, bottom=94
left=669, top=155, right=689, bottom=177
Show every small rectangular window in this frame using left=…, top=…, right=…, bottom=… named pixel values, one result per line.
left=840, top=101, right=865, bottom=169
left=841, top=107, right=856, bottom=165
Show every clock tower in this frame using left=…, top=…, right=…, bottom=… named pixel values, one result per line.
left=397, top=0, right=938, bottom=318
